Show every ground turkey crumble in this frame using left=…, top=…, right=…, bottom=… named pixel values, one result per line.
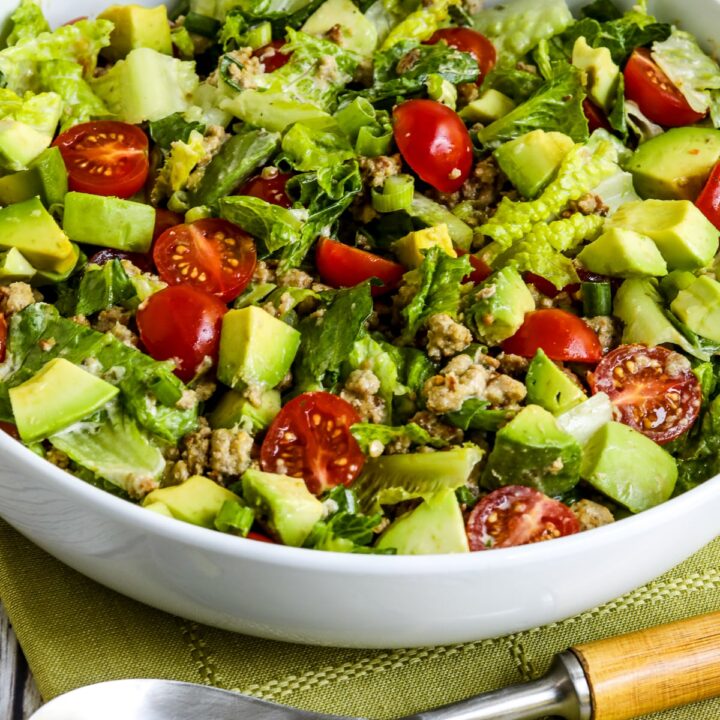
left=428, top=157, right=505, bottom=214
left=425, top=313, right=472, bottom=360
left=571, top=499, right=615, bottom=531
left=358, top=154, right=402, bottom=188
left=340, top=368, right=386, bottom=423
left=0, top=282, right=39, bottom=316
left=92, top=306, right=138, bottom=348
left=584, top=315, right=621, bottom=354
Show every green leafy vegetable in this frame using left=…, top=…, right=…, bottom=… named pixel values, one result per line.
left=280, top=120, right=356, bottom=172
left=151, top=129, right=209, bottom=207
left=74, top=260, right=138, bottom=317
left=351, top=422, right=447, bottom=454
left=381, top=0, right=457, bottom=49
left=481, top=66, right=544, bottom=103
left=214, top=499, right=255, bottom=535
left=674, top=395, right=720, bottom=494
left=149, top=113, right=207, bottom=150
left=6, top=0, right=50, bottom=46
left=444, top=398, right=516, bottom=432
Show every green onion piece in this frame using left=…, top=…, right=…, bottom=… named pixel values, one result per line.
left=244, top=22, right=272, bottom=50
left=335, top=97, right=376, bottom=141
left=356, top=125, right=393, bottom=157
left=185, top=206, right=212, bottom=223
left=219, top=54, right=244, bottom=92
left=149, top=376, right=183, bottom=407
left=171, top=26, right=195, bottom=59
left=372, top=174, right=415, bottom=213
left=184, top=11, right=221, bottom=38
left=214, top=500, right=255, bottom=536
left=582, top=281, right=612, bottom=317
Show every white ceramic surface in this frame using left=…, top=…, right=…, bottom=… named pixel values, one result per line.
left=0, top=0, right=719, bottom=649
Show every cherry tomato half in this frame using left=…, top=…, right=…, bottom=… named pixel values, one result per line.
left=466, top=486, right=579, bottom=551
left=235, top=171, right=293, bottom=208
left=0, top=314, right=6, bottom=363
left=261, top=392, right=365, bottom=495
left=523, top=272, right=563, bottom=299
left=53, top=120, right=150, bottom=198
left=624, top=49, right=706, bottom=128
left=246, top=531, right=275, bottom=543
left=153, top=208, right=184, bottom=242
left=316, top=237, right=405, bottom=296
left=89, top=248, right=154, bottom=274
left=393, top=99, right=473, bottom=193
left=589, top=344, right=701, bottom=444
left=582, top=99, right=611, bottom=133
left=0, top=421, right=19, bottom=441
left=137, top=285, right=227, bottom=382
left=696, top=160, right=720, bottom=230
left=502, top=309, right=603, bottom=363
left=424, top=28, right=496, bottom=82
left=153, top=219, right=257, bottom=303
left=457, top=250, right=492, bottom=284
left=253, top=40, right=291, bottom=73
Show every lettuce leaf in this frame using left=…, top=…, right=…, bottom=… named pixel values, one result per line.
left=74, top=260, right=138, bottom=317
left=481, top=66, right=544, bottom=103
left=673, top=395, right=720, bottom=495
left=6, top=0, right=50, bottom=46
left=380, top=0, right=458, bottom=50
left=149, top=113, right=206, bottom=150
left=444, top=398, right=516, bottom=432
left=351, top=422, right=447, bottom=454
left=280, top=119, right=356, bottom=171
left=151, top=129, right=209, bottom=206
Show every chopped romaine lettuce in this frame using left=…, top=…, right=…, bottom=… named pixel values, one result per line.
left=6, top=0, right=50, bottom=46
left=444, top=398, right=517, bottom=432
left=280, top=120, right=355, bottom=171
left=351, top=422, right=447, bottom=454
left=381, top=0, right=457, bottom=49
left=74, top=260, right=138, bottom=317
left=151, top=130, right=209, bottom=207
left=149, top=113, right=206, bottom=150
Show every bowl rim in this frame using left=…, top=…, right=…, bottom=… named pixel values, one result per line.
left=2, top=428, right=717, bottom=573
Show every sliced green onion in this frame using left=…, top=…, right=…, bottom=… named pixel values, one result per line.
left=372, top=174, right=415, bottom=213
left=171, top=26, right=195, bottom=59
left=582, top=281, right=612, bottom=317
left=185, top=206, right=212, bottom=224
left=214, top=499, right=255, bottom=536
left=184, top=11, right=221, bottom=38
left=335, top=97, right=376, bottom=140
left=219, top=54, right=244, bottom=92
left=356, top=125, right=393, bottom=157
left=244, top=22, right=272, bottom=50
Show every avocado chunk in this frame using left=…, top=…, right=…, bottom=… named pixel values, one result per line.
left=581, top=422, right=677, bottom=513
left=375, top=490, right=469, bottom=555
left=608, top=200, right=719, bottom=271
left=63, top=192, right=155, bottom=253
left=209, top=388, right=281, bottom=432
left=465, top=266, right=535, bottom=344
left=460, top=90, right=516, bottom=124
left=660, top=269, right=696, bottom=302
left=627, top=127, right=720, bottom=200
left=0, top=197, right=75, bottom=273
left=556, top=392, right=613, bottom=447
left=143, top=475, right=241, bottom=529
left=218, top=307, right=301, bottom=392
left=526, top=350, right=587, bottom=415
left=407, top=193, right=473, bottom=251
left=494, top=130, right=574, bottom=199
left=572, top=36, right=620, bottom=112
left=0, top=248, right=36, bottom=282
left=9, top=358, right=119, bottom=443
left=99, top=4, right=173, bottom=62
left=670, top=275, right=720, bottom=342
left=577, top=228, right=668, bottom=278
left=0, top=147, right=68, bottom=208
left=393, top=224, right=457, bottom=268
left=241, top=468, right=325, bottom=546
left=483, top=405, right=582, bottom=496
left=301, top=0, right=377, bottom=56
left=144, top=501, right=174, bottom=518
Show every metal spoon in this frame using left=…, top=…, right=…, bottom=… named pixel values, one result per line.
left=27, top=610, right=720, bottom=720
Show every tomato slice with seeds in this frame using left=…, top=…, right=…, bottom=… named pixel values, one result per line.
left=467, top=486, right=579, bottom=551
left=153, top=218, right=257, bottom=303
left=589, top=344, right=701, bottom=444
left=53, top=121, right=149, bottom=198
left=253, top=40, right=291, bottom=73
left=260, top=392, right=365, bottom=496
left=235, top=171, right=293, bottom=208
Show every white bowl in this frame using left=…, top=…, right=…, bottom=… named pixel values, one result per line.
left=1, top=0, right=719, bottom=649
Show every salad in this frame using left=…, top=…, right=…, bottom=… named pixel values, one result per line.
left=0, top=0, right=719, bottom=555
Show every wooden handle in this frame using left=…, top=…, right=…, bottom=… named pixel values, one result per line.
left=572, top=611, right=720, bottom=720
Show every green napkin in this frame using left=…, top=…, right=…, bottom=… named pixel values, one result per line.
left=0, top=518, right=719, bottom=720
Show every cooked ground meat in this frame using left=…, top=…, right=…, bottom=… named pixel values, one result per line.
left=210, top=428, right=254, bottom=477
left=457, top=82, right=480, bottom=107
left=359, top=154, right=402, bottom=188
left=496, top=352, right=530, bottom=376
left=340, top=368, right=386, bottom=423
left=325, top=23, right=344, bottom=45
left=484, top=374, right=527, bottom=407
left=428, top=157, right=503, bottom=211
left=529, top=285, right=574, bottom=311
left=410, top=411, right=464, bottom=444
left=584, top=315, right=621, bottom=354
left=316, top=54, right=340, bottom=83
left=93, top=306, right=139, bottom=348
left=396, top=48, right=421, bottom=74
left=45, top=448, right=71, bottom=470
left=176, top=390, right=198, bottom=411
left=0, top=282, right=37, bottom=315
left=226, top=47, right=264, bottom=89
left=253, top=260, right=277, bottom=285
left=181, top=418, right=212, bottom=476
left=425, top=313, right=472, bottom=360
left=571, top=499, right=615, bottom=531
left=276, top=268, right=314, bottom=289
left=565, top=193, right=610, bottom=217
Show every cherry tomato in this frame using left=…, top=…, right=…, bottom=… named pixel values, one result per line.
left=0, top=422, right=19, bottom=440
left=153, top=219, right=257, bottom=303
left=53, top=121, right=150, bottom=198
left=154, top=208, right=184, bottom=242
left=0, top=314, right=6, bottom=363
left=589, top=344, right=701, bottom=444
left=261, top=392, right=365, bottom=495
left=316, top=237, right=405, bottom=296
left=246, top=531, right=275, bottom=543
left=466, top=486, right=579, bottom=551
left=393, top=99, right=473, bottom=193
left=523, top=272, right=562, bottom=299
left=89, top=248, right=154, bottom=273
left=624, top=49, right=706, bottom=128
left=502, top=309, right=603, bottom=363
left=582, top=99, right=611, bottom=133
left=235, top=171, right=293, bottom=208
left=458, top=250, right=492, bottom=284
left=136, top=285, right=227, bottom=382
left=424, top=28, right=496, bottom=82
left=696, top=160, right=720, bottom=230
left=253, top=40, right=291, bottom=73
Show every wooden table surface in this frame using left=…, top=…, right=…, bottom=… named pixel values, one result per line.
left=0, top=604, right=42, bottom=720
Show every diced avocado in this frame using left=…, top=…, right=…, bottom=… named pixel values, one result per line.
left=460, top=90, right=516, bottom=124
left=99, top=4, right=173, bottom=62
left=660, top=269, right=696, bottom=302
left=556, top=392, right=613, bottom=447
left=218, top=307, right=301, bottom=391
left=608, top=200, right=719, bottom=271
left=627, top=127, right=720, bottom=201
left=144, top=501, right=174, bottom=518
left=0, top=147, right=68, bottom=207
left=483, top=405, right=582, bottom=496
left=572, top=36, right=620, bottom=112
left=91, top=48, right=198, bottom=125
left=526, top=349, right=587, bottom=415
left=302, top=0, right=377, bottom=56
left=143, top=475, right=241, bottom=529
left=407, top=193, right=473, bottom=251
left=671, top=275, right=720, bottom=342
left=493, top=130, right=575, bottom=199
left=466, top=266, right=535, bottom=344
left=31, top=243, right=81, bottom=287
left=580, top=422, right=677, bottom=513
left=0, top=248, right=36, bottom=282
left=375, top=490, right=469, bottom=555
left=577, top=228, right=668, bottom=278
left=393, top=224, right=457, bottom=268
left=63, top=192, right=155, bottom=253
left=241, top=468, right=325, bottom=547
left=209, top=388, right=281, bottom=432
left=0, top=197, right=75, bottom=273
left=9, top=358, right=119, bottom=443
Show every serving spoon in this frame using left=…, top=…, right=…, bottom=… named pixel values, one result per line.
left=29, top=610, right=720, bottom=720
